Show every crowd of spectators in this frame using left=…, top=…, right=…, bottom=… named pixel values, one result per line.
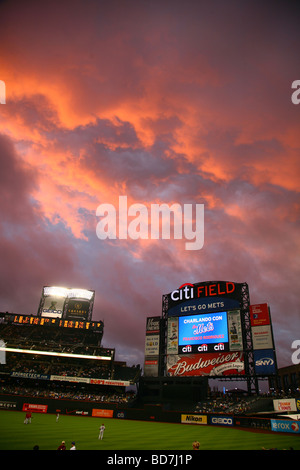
left=0, top=320, right=105, bottom=356
left=193, top=388, right=300, bottom=416
left=194, top=395, right=260, bottom=415
left=1, top=353, right=140, bottom=383
left=1, top=354, right=113, bottom=379
left=0, top=317, right=141, bottom=384
left=0, top=379, right=136, bottom=404
left=0, top=316, right=141, bottom=405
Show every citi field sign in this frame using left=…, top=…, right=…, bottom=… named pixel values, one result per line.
left=166, top=281, right=244, bottom=316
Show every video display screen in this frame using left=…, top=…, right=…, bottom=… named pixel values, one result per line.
left=178, top=312, right=229, bottom=353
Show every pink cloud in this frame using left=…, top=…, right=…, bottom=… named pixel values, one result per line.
left=0, top=0, right=299, bottom=371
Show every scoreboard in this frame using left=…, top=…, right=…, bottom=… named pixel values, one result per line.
left=144, top=280, right=277, bottom=379
left=5, top=313, right=104, bottom=331
left=37, top=286, right=95, bottom=321
left=177, top=311, right=230, bottom=352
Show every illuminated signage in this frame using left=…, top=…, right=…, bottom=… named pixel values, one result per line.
left=170, top=281, right=237, bottom=302
left=167, top=309, right=243, bottom=355
left=12, top=315, right=57, bottom=326
left=253, top=349, right=276, bottom=375
left=0, top=346, right=111, bottom=361
left=167, top=352, right=245, bottom=377
left=250, top=303, right=270, bottom=326
left=42, top=296, right=64, bottom=318
left=39, top=286, right=95, bottom=320
left=7, top=314, right=103, bottom=331
left=178, top=312, right=229, bottom=353
left=160, top=281, right=276, bottom=380
left=43, top=286, right=69, bottom=298
left=165, top=281, right=243, bottom=317
left=146, top=316, right=161, bottom=334
left=43, top=286, right=94, bottom=300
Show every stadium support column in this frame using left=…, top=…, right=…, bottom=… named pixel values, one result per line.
left=161, top=294, right=169, bottom=377
left=241, top=283, right=259, bottom=395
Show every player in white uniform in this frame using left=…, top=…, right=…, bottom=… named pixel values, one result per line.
left=98, top=424, right=105, bottom=440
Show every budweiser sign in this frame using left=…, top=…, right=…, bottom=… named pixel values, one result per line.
left=167, top=352, right=245, bottom=377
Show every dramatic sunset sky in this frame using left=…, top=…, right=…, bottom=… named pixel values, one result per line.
left=0, top=0, right=299, bottom=371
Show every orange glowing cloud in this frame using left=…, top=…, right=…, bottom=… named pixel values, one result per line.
left=0, top=0, right=299, bottom=239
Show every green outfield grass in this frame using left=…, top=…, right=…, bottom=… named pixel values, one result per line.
left=0, top=410, right=299, bottom=451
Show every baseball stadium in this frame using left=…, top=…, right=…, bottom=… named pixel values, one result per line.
left=0, top=280, right=299, bottom=457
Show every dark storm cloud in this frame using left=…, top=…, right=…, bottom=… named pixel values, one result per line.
left=0, top=134, right=88, bottom=313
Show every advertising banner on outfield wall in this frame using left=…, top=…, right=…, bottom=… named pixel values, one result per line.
left=210, top=416, right=234, bottom=426
left=181, top=414, right=207, bottom=425
left=167, top=352, right=245, bottom=377
left=0, top=400, right=17, bottom=410
left=92, top=409, right=114, bottom=418
left=271, top=419, right=300, bottom=433
left=22, top=403, right=48, bottom=413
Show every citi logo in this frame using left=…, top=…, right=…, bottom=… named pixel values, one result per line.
left=182, top=345, right=192, bottom=353
left=170, top=281, right=236, bottom=302
left=181, top=344, right=209, bottom=353
left=171, top=283, right=194, bottom=301
left=214, top=343, right=224, bottom=351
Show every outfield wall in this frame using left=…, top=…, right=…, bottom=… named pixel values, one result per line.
left=1, top=393, right=299, bottom=434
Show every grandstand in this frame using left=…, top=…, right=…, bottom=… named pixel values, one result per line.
left=0, top=311, right=141, bottom=413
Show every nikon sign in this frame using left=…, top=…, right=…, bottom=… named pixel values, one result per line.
left=181, top=414, right=207, bottom=425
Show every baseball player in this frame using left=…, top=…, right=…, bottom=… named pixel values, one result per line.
left=98, top=423, right=105, bottom=440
